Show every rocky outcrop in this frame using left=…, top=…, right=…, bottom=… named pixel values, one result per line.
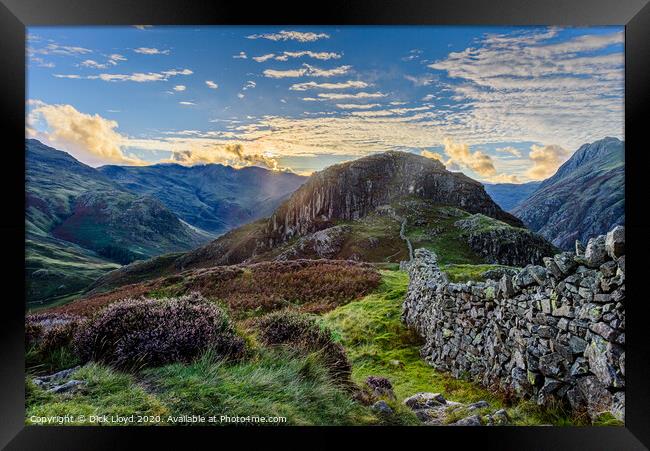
left=455, top=214, right=558, bottom=266
left=402, top=226, right=625, bottom=421
left=266, top=151, right=523, bottom=246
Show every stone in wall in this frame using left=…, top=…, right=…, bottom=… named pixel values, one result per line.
left=402, top=225, right=625, bottom=422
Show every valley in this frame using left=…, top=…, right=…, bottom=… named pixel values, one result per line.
left=25, top=138, right=624, bottom=427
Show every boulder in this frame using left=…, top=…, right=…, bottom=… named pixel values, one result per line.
left=605, top=226, right=625, bottom=259
left=585, top=235, right=608, bottom=268
left=452, top=414, right=482, bottom=426
left=577, top=376, right=613, bottom=420
left=47, top=380, right=86, bottom=394
left=403, top=392, right=446, bottom=410
left=371, top=400, right=394, bottom=415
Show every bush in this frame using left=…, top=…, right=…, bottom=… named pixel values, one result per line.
left=26, top=313, right=81, bottom=353
left=73, top=293, right=245, bottom=370
left=255, top=311, right=352, bottom=386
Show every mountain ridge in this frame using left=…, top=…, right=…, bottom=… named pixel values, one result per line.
left=511, top=137, right=624, bottom=249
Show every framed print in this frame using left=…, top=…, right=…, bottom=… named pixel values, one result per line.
left=1, top=0, right=649, bottom=449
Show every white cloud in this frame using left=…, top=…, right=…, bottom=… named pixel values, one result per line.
left=313, top=91, right=386, bottom=100
left=173, top=85, right=186, bottom=91
left=253, top=53, right=275, bottom=62
left=80, top=53, right=127, bottom=69
left=27, top=101, right=145, bottom=166
left=133, top=47, right=170, bottom=55
left=427, top=28, right=624, bottom=150
left=526, top=144, right=570, bottom=179
left=242, top=80, right=256, bottom=90
left=53, top=74, right=82, bottom=79
left=29, top=42, right=92, bottom=56
left=421, top=94, right=435, bottom=101
left=496, top=146, right=522, bottom=157
left=133, top=25, right=152, bottom=30
left=54, top=68, right=193, bottom=83
left=421, top=150, right=446, bottom=162
left=233, top=51, right=247, bottom=59
left=263, top=64, right=351, bottom=79
left=289, top=80, right=368, bottom=91
left=335, top=103, right=381, bottom=110
left=278, top=51, right=341, bottom=61
left=179, top=101, right=195, bottom=105
left=237, top=93, right=245, bottom=99
left=402, top=49, right=423, bottom=61
left=205, top=80, right=219, bottom=89
left=440, top=138, right=496, bottom=177
left=246, top=30, right=330, bottom=42
left=404, top=74, right=435, bottom=86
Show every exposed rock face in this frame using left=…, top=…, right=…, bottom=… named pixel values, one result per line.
left=454, top=214, right=558, bottom=266
left=274, top=225, right=351, bottom=261
left=266, top=151, right=523, bottom=245
left=402, top=226, right=625, bottom=422
left=512, top=137, right=624, bottom=250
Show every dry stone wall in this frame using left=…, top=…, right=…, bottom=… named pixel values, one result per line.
left=402, top=226, right=625, bottom=421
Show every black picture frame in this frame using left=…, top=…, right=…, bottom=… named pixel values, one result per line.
left=1, top=0, right=649, bottom=449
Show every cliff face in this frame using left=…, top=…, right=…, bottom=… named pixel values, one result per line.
left=266, top=151, right=523, bottom=245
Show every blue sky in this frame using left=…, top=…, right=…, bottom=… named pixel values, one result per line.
left=27, top=26, right=624, bottom=181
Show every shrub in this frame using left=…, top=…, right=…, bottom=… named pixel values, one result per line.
left=26, top=313, right=81, bottom=353
left=73, top=292, right=245, bottom=370
left=255, top=311, right=352, bottom=386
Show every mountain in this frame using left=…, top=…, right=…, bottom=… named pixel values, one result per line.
left=98, top=163, right=306, bottom=234
left=25, top=139, right=211, bottom=305
left=483, top=181, right=542, bottom=211
left=511, top=137, right=624, bottom=250
left=91, top=151, right=556, bottom=294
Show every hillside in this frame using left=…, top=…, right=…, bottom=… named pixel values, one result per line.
left=483, top=181, right=541, bottom=211
left=98, top=163, right=306, bottom=234
left=25, top=139, right=212, bottom=306
left=511, top=137, right=624, bottom=249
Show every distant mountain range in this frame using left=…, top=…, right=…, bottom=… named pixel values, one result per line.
left=486, top=137, right=624, bottom=250
left=98, top=162, right=306, bottom=234
left=484, top=181, right=541, bottom=212
left=25, top=139, right=306, bottom=305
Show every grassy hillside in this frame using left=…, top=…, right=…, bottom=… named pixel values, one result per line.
left=27, top=270, right=589, bottom=426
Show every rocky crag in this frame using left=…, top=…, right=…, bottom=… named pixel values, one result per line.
left=265, top=151, right=523, bottom=245
left=402, top=226, right=625, bottom=421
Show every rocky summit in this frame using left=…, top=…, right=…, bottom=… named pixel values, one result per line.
left=264, top=151, right=523, bottom=244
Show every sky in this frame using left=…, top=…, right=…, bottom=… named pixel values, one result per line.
left=26, top=25, right=624, bottom=182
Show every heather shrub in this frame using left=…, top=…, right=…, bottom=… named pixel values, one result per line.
left=73, top=292, right=245, bottom=370
left=26, top=313, right=81, bottom=353
left=255, top=311, right=352, bottom=386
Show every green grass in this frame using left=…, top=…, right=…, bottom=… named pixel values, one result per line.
left=26, top=363, right=168, bottom=425
left=322, top=269, right=582, bottom=426
left=26, top=233, right=120, bottom=309
left=392, top=201, right=484, bottom=265
left=441, top=264, right=516, bottom=283
left=26, top=345, right=81, bottom=376
left=144, top=349, right=380, bottom=426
